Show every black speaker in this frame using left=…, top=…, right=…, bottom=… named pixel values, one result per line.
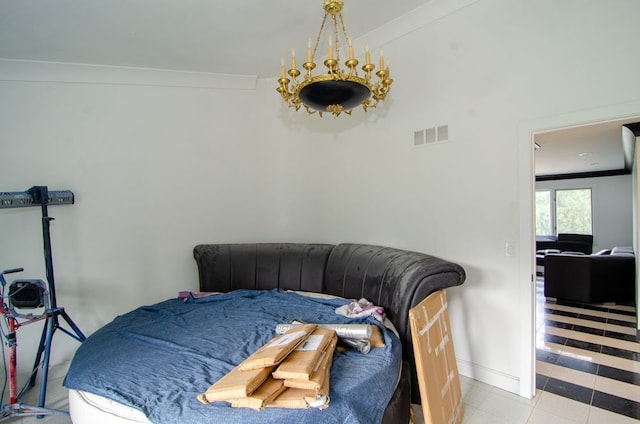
left=8, top=279, right=47, bottom=309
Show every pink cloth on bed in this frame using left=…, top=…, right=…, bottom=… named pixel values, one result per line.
left=335, top=298, right=385, bottom=322
left=177, top=291, right=219, bottom=301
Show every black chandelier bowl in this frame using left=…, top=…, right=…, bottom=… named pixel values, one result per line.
left=299, top=79, right=371, bottom=112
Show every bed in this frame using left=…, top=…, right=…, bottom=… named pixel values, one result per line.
left=64, top=243, right=466, bottom=423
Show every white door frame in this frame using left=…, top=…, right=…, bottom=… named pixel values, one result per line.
left=517, top=100, right=640, bottom=399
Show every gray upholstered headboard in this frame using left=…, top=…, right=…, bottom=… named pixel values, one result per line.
left=193, top=243, right=334, bottom=293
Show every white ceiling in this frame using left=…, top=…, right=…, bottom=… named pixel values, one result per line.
left=534, top=118, right=639, bottom=177
left=0, top=0, right=429, bottom=77
left=1, top=0, right=637, bottom=177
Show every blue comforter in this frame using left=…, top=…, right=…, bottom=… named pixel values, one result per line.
left=64, top=289, right=402, bottom=424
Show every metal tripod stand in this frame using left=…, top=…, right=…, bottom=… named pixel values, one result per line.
left=0, top=186, right=85, bottom=420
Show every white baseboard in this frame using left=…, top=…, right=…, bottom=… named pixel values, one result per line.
left=456, top=358, right=521, bottom=396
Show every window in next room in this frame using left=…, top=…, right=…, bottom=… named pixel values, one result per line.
left=535, top=188, right=593, bottom=236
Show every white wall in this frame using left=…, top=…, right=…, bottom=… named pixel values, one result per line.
left=2, top=0, right=640, bottom=399
left=256, top=0, right=640, bottom=397
left=0, top=63, right=286, bottom=372
left=536, top=175, right=633, bottom=252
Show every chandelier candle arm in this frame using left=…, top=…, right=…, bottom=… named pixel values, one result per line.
left=275, top=0, right=393, bottom=118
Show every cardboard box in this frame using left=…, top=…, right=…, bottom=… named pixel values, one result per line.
left=409, top=290, right=463, bottom=424
left=272, top=328, right=336, bottom=381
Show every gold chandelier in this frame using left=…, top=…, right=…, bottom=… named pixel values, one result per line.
left=276, top=0, right=393, bottom=118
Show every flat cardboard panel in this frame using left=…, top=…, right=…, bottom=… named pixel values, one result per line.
left=409, top=290, right=463, bottom=424
left=266, top=382, right=329, bottom=410
left=198, top=365, right=274, bottom=403
left=199, top=324, right=317, bottom=403
left=238, top=323, right=317, bottom=370
left=283, top=335, right=337, bottom=394
left=229, top=377, right=286, bottom=410
left=272, top=328, right=336, bottom=381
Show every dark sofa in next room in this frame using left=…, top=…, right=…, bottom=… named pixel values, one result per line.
left=536, top=233, right=594, bottom=254
left=544, top=247, right=636, bottom=304
left=536, top=233, right=594, bottom=270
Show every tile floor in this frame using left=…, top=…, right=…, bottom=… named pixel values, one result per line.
left=535, top=277, right=640, bottom=422
left=2, top=362, right=71, bottom=423
left=8, top=373, right=640, bottom=423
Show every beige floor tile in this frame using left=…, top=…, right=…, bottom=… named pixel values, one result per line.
left=555, top=344, right=599, bottom=363
left=543, top=313, right=606, bottom=330
left=587, top=405, right=640, bottom=424
left=545, top=303, right=624, bottom=320
left=541, top=326, right=640, bottom=353
left=555, top=344, right=640, bottom=373
left=607, top=304, right=637, bottom=314
left=594, top=375, right=640, bottom=403
left=602, top=337, right=640, bottom=353
left=549, top=366, right=596, bottom=389
left=461, top=379, right=493, bottom=409
left=589, top=351, right=640, bottom=373
left=9, top=376, right=71, bottom=424
left=604, top=313, right=636, bottom=324
left=539, top=341, right=566, bottom=356
left=536, top=360, right=554, bottom=376
left=534, top=391, right=591, bottom=423
left=461, top=404, right=478, bottom=424
left=543, top=313, right=636, bottom=337
left=603, top=322, right=637, bottom=336
left=473, top=389, right=536, bottom=424
left=463, top=408, right=513, bottom=424
left=527, top=407, right=587, bottom=424
left=546, top=303, right=636, bottom=324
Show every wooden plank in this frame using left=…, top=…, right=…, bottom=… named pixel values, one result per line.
left=409, top=290, right=463, bottom=424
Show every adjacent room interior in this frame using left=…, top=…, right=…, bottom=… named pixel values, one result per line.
left=532, top=118, right=639, bottom=419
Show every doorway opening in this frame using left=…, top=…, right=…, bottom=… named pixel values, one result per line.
left=524, top=110, right=640, bottom=413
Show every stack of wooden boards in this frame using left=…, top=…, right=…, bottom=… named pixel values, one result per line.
left=198, top=324, right=338, bottom=410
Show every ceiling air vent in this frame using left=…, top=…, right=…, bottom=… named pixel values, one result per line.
left=413, top=125, right=449, bottom=147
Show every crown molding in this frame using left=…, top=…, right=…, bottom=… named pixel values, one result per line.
left=354, top=0, right=481, bottom=51
left=0, top=58, right=257, bottom=90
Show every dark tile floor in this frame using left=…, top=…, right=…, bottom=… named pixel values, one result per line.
left=536, top=278, right=640, bottom=420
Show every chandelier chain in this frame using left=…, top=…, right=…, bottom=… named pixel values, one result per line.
left=333, top=13, right=340, bottom=64
left=313, top=13, right=329, bottom=64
